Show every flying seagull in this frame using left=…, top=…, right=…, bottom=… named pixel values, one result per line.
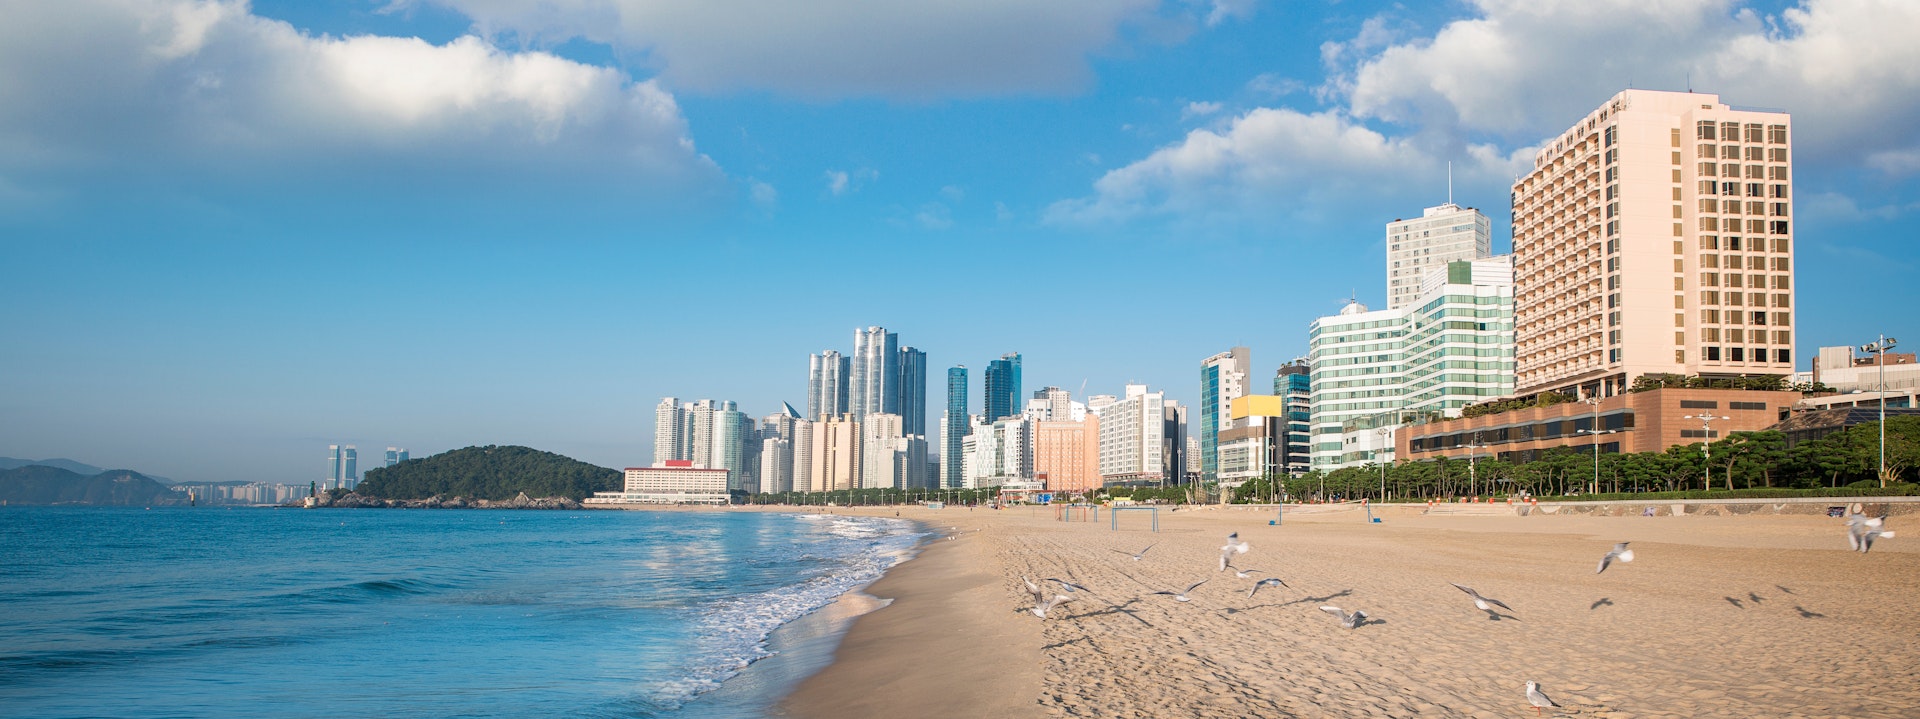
left=1218, top=532, right=1251, bottom=571
left=1022, top=575, right=1046, bottom=605
left=1044, top=577, right=1092, bottom=595
left=1847, top=513, right=1895, bottom=553
left=1152, top=579, right=1208, bottom=603
left=1224, top=562, right=1263, bottom=579
left=1525, top=681, right=1562, bottom=716
left=1320, top=605, right=1368, bottom=629
left=1450, top=583, right=1514, bottom=614
left=1029, top=593, right=1075, bottom=619
left=1112, top=543, right=1155, bottom=561
left=1246, top=577, right=1289, bottom=599
left=1595, top=542, right=1634, bottom=574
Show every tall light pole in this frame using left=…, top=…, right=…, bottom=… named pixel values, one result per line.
left=1579, top=398, right=1618, bottom=494
left=1686, top=413, right=1730, bottom=490
left=1465, top=432, right=1487, bottom=498
left=1375, top=426, right=1392, bottom=501
left=1862, top=336, right=1900, bottom=488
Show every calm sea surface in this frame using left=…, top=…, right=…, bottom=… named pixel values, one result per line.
left=0, top=507, right=923, bottom=719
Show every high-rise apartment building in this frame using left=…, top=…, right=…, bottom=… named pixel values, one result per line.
left=850, top=327, right=900, bottom=421
left=966, top=416, right=1032, bottom=486
left=983, top=353, right=1022, bottom=422
left=808, top=351, right=850, bottom=421
left=809, top=414, right=860, bottom=492
left=860, top=413, right=907, bottom=489
left=1199, top=346, right=1250, bottom=484
left=1510, top=89, right=1794, bottom=398
left=1034, top=415, right=1100, bottom=495
left=943, top=366, right=969, bottom=488
left=1386, top=203, right=1492, bottom=310
left=898, top=347, right=927, bottom=437
left=1308, top=301, right=1406, bottom=470
left=654, top=397, right=687, bottom=465
left=757, top=404, right=806, bottom=494
left=1402, top=257, right=1516, bottom=417
left=1275, top=362, right=1312, bottom=477
left=384, top=447, right=409, bottom=467
left=327, top=444, right=357, bottom=490
left=1096, top=384, right=1185, bottom=486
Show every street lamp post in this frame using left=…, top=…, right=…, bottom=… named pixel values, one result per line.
left=1465, top=432, right=1487, bottom=498
left=1579, top=398, right=1618, bottom=495
left=1686, top=413, right=1731, bottom=491
left=1375, top=426, right=1392, bottom=501
left=1862, top=336, right=1900, bottom=488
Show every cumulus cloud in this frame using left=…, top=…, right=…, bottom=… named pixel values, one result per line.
left=1181, top=101, right=1223, bottom=120
left=825, top=170, right=850, bottom=195
left=412, top=0, right=1164, bottom=98
left=1333, top=0, right=1920, bottom=162
left=0, top=0, right=718, bottom=190
left=1203, top=0, right=1261, bottom=27
left=1058, top=0, right=1920, bottom=228
left=1045, top=108, right=1522, bottom=225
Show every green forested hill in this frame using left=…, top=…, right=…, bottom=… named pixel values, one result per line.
left=0, top=465, right=188, bottom=505
left=354, top=445, right=620, bottom=501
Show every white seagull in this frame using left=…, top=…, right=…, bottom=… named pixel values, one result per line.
left=1152, top=579, right=1208, bottom=602
left=1218, top=532, right=1251, bottom=571
left=1246, top=577, right=1289, bottom=599
left=1320, top=605, right=1368, bottom=629
left=1525, top=681, right=1562, bottom=716
left=1112, top=543, right=1155, bottom=561
left=1847, top=513, right=1895, bottom=553
left=1029, top=593, right=1075, bottom=619
left=1450, top=583, right=1514, bottom=614
left=1044, top=577, right=1092, bottom=595
left=1595, top=542, right=1634, bottom=574
left=1021, top=575, right=1046, bottom=605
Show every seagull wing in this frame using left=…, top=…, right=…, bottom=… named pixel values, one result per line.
left=1596, top=554, right=1614, bottom=574
left=1184, top=579, right=1209, bottom=594
left=1484, top=596, right=1513, bottom=611
left=1320, top=605, right=1346, bottom=619
left=1139, top=543, right=1155, bottom=556
left=1451, top=582, right=1475, bottom=597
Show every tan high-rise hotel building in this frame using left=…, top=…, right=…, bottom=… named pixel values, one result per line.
left=1511, top=90, right=1794, bottom=398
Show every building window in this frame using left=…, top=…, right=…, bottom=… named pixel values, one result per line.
left=1676, top=350, right=1685, bottom=363
left=1706, top=346, right=1721, bottom=361
left=1769, top=147, right=1788, bottom=162
left=1700, top=235, right=1718, bottom=250
left=1730, top=347, right=1746, bottom=362
left=1702, top=309, right=1720, bottom=323
left=1773, top=293, right=1790, bottom=308
left=1752, top=311, right=1768, bottom=325
left=1769, top=166, right=1789, bottom=180
left=1771, top=220, right=1790, bottom=234
left=1699, top=162, right=1717, bottom=176
left=1727, top=236, right=1742, bottom=251
left=1701, top=272, right=1719, bottom=286
left=1697, top=121, right=1716, bottom=140
left=1704, top=327, right=1720, bottom=342
left=1767, top=125, right=1787, bottom=143
left=1777, top=348, right=1791, bottom=364
left=1680, top=400, right=1719, bottom=409
left=1744, top=146, right=1764, bottom=161
left=1772, top=313, right=1790, bottom=327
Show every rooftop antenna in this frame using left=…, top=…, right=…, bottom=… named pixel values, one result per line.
left=1447, top=161, right=1454, bottom=205
left=1687, top=70, right=1692, bottom=93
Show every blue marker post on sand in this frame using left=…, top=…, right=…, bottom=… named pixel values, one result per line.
left=1364, top=499, right=1381, bottom=523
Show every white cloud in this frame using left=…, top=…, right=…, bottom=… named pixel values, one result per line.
left=0, top=0, right=717, bottom=188
left=1333, top=0, right=1920, bottom=162
left=1181, top=101, right=1223, bottom=120
left=1246, top=73, right=1304, bottom=98
left=822, top=167, right=877, bottom=196
left=749, top=178, right=779, bottom=208
left=413, top=0, right=1164, bottom=98
left=1045, top=107, right=1521, bottom=225
left=914, top=203, right=953, bottom=230
left=1867, top=149, right=1920, bottom=176
left=939, top=185, right=966, bottom=202
left=1203, top=0, right=1261, bottom=27
left=825, top=170, right=850, bottom=195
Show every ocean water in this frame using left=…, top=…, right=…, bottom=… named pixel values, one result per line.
left=0, top=507, right=923, bottom=719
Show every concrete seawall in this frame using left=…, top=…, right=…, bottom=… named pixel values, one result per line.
left=1524, top=495, right=1920, bottom=518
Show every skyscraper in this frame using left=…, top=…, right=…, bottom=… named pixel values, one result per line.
left=654, top=397, right=687, bottom=466
left=1199, top=346, right=1250, bottom=484
left=898, top=346, right=927, bottom=437
left=983, top=352, right=1022, bottom=422
left=808, top=351, right=850, bottom=421
left=1386, top=203, right=1492, bottom=310
left=809, top=414, right=861, bottom=492
left=849, top=326, right=899, bottom=421
left=1097, top=384, right=1169, bottom=486
left=384, top=447, right=409, bottom=467
left=1511, top=89, right=1794, bottom=398
left=943, top=366, right=969, bottom=488
left=327, top=444, right=357, bottom=490
left=860, top=413, right=907, bottom=489
left=1275, top=362, right=1312, bottom=477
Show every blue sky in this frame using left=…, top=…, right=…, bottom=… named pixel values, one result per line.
left=2, top=0, right=1916, bottom=483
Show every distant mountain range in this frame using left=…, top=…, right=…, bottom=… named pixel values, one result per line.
left=0, top=465, right=189, bottom=506
left=0, top=457, right=172, bottom=484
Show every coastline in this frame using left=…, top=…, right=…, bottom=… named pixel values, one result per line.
left=773, top=506, right=1043, bottom=719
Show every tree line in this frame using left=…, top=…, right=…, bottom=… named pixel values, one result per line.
left=1231, top=417, right=1920, bottom=503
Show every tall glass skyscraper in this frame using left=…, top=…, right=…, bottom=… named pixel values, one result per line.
left=983, top=352, right=1021, bottom=422
left=944, top=365, right=969, bottom=488
left=898, top=346, right=927, bottom=437
left=850, top=326, right=899, bottom=422
left=384, top=447, right=409, bottom=467
left=1199, top=347, right=1249, bottom=484
left=327, top=444, right=357, bottom=490
left=808, top=351, right=850, bottom=421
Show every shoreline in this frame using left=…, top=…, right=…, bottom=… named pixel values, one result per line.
left=773, top=506, right=1043, bottom=719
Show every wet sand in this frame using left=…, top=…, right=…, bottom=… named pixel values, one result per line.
left=776, top=503, right=1918, bottom=718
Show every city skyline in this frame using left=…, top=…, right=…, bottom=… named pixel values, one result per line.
left=3, top=1, right=1917, bottom=484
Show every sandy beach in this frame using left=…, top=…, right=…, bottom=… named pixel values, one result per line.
left=775, top=502, right=1919, bottom=718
